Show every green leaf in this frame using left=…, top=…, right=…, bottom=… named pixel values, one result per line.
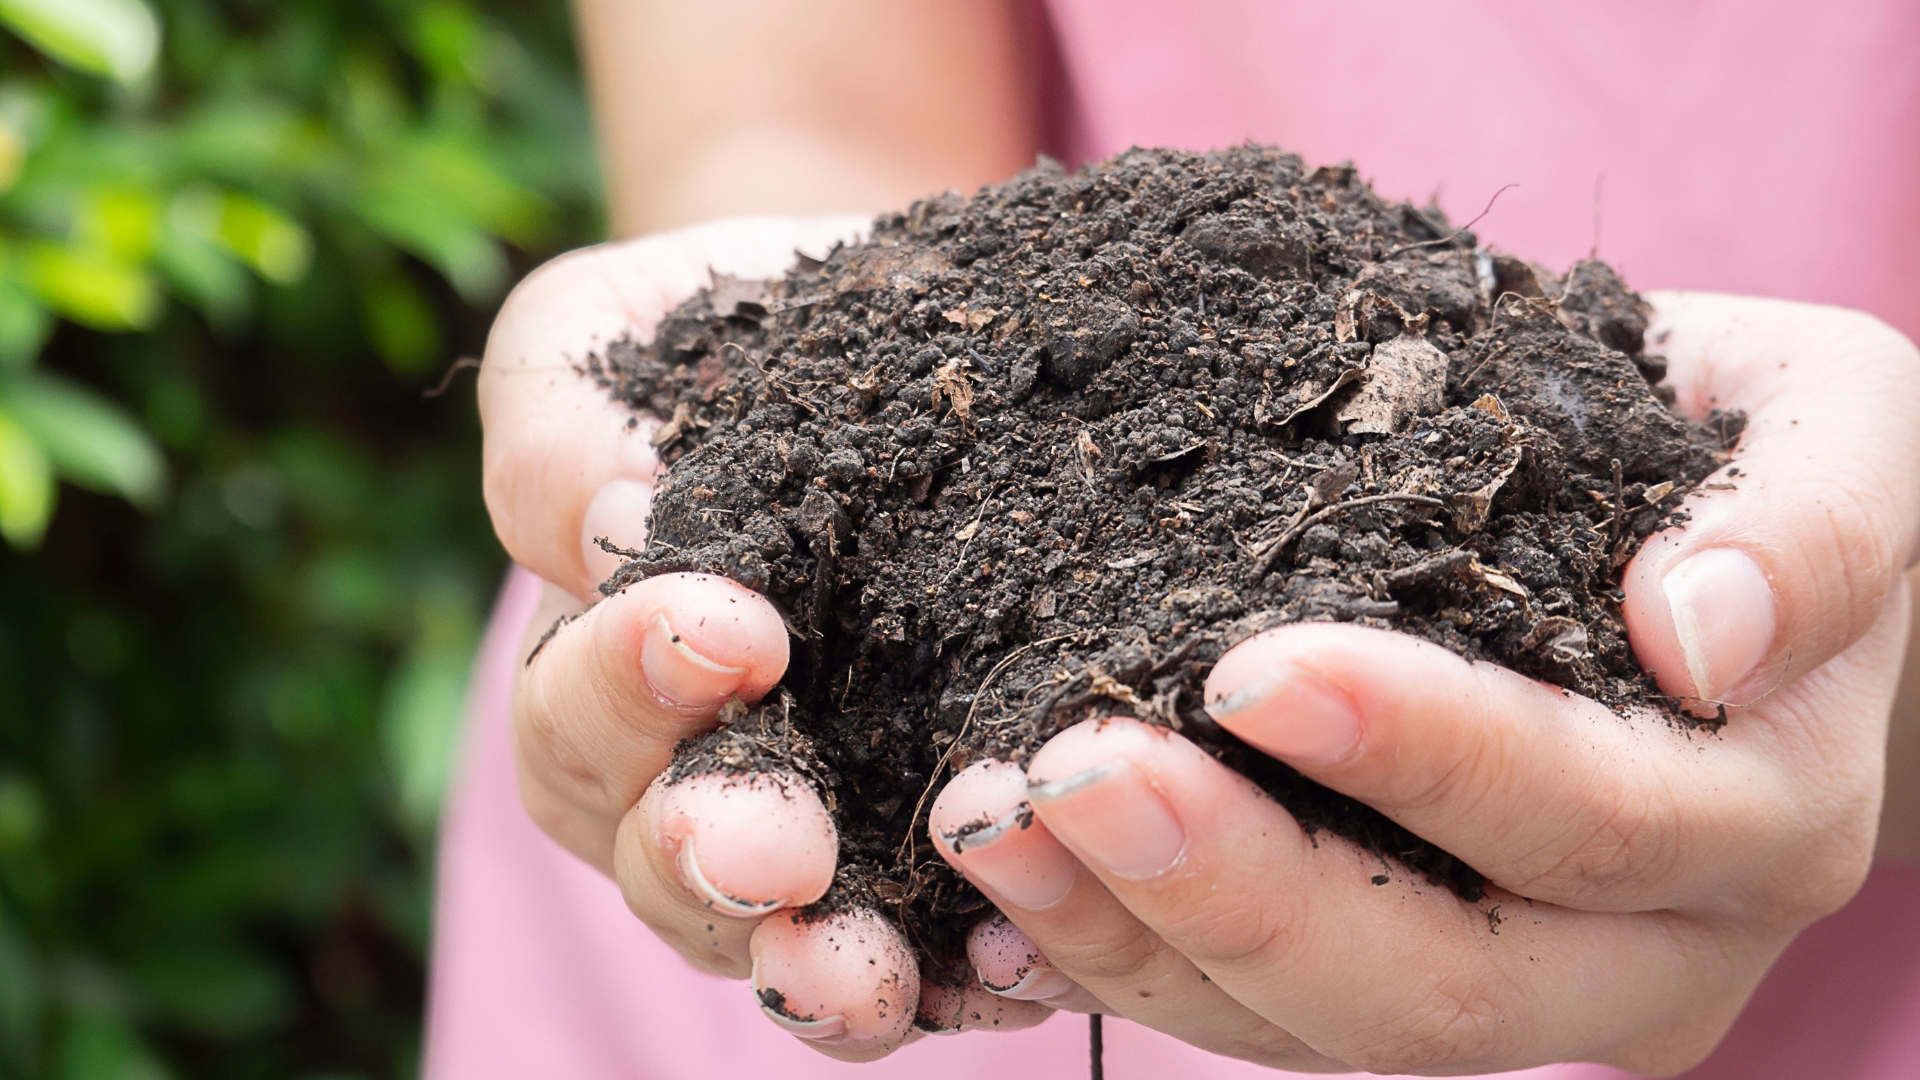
left=0, top=0, right=161, bottom=84
left=381, top=583, right=478, bottom=831
left=171, top=187, right=311, bottom=284
left=174, top=101, right=320, bottom=184
left=397, top=133, right=552, bottom=246
left=0, top=773, right=44, bottom=849
left=24, top=243, right=160, bottom=330
left=410, top=2, right=491, bottom=91
left=0, top=277, right=51, bottom=369
left=354, top=187, right=505, bottom=301
left=75, top=186, right=160, bottom=264
left=358, top=271, right=441, bottom=376
left=0, top=406, right=52, bottom=547
left=0, top=903, right=41, bottom=1070
left=0, top=110, right=25, bottom=193
left=57, top=1011, right=169, bottom=1080
left=154, top=229, right=250, bottom=330
left=131, top=939, right=294, bottom=1039
left=0, top=371, right=165, bottom=506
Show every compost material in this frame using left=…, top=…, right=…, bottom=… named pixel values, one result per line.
left=586, top=146, right=1736, bottom=967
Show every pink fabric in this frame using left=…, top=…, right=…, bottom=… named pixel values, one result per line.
left=427, top=4, right=1920, bottom=1076
left=1042, top=0, right=1920, bottom=343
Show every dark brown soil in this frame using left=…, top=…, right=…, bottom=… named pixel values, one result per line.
left=585, top=146, right=1737, bottom=967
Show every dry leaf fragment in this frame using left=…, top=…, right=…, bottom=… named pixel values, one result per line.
left=834, top=244, right=949, bottom=294
left=1275, top=365, right=1367, bottom=426
left=650, top=402, right=696, bottom=447
left=1642, top=480, right=1677, bottom=505
left=1470, top=561, right=1531, bottom=599
left=954, top=520, right=982, bottom=542
left=938, top=303, right=996, bottom=334
left=1450, top=445, right=1524, bottom=532
left=931, top=358, right=975, bottom=427
left=1470, top=394, right=1512, bottom=423
left=1087, top=669, right=1143, bottom=705
left=1310, top=461, right=1361, bottom=508
left=707, top=273, right=769, bottom=317
left=1336, top=334, right=1447, bottom=435
left=1074, top=429, right=1102, bottom=481
left=1523, top=616, right=1591, bottom=660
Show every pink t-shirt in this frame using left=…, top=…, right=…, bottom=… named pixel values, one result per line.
left=424, top=3, right=1920, bottom=1077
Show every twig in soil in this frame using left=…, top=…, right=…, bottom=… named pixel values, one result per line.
left=421, top=356, right=481, bottom=399
left=895, top=632, right=1080, bottom=873
left=1254, top=493, right=1448, bottom=579
left=940, top=483, right=1004, bottom=585
left=1090, top=1014, right=1104, bottom=1080
left=1387, top=183, right=1519, bottom=257
left=1609, top=459, right=1627, bottom=547
left=1458, top=343, right=1510, bottom=389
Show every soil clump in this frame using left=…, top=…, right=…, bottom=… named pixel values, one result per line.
left=586, top=146, right=1737, bottom=967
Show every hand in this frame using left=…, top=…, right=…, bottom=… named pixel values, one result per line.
left=477, top=217, right=1053, bottom=1061
left=930, top=294, right=1920, bottom=1074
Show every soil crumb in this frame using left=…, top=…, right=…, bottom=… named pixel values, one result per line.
left=586, top=146, right=1736, bottom=964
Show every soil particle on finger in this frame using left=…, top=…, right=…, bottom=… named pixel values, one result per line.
left=584, top=146, right=1734, bottom=965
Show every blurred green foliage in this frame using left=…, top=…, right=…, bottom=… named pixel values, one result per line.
left=0, top=0, right=601, bottom=1077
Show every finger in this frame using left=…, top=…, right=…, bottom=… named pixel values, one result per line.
left=1024, top=716, right=1759, bottom=1075
left=513, top=573, right=787, bottom=871
left=1624, top=293, right=1920, bottom=706
left=966, top=915, right=1105, bottom=1013
left=750, top=908, right=920, bottom=1061
left=1201, top=622, right=1786, bottom=910
left=913, top=954, right=1055, bottom=1035
left=610, top=770, right=837, bottom=977
left=480, top=217, right=865, bottom=599
left=929, top=760, right=1337, bottom=1069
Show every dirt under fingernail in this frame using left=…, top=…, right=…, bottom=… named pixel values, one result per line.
left=578, top=146, right=1736, bottom=966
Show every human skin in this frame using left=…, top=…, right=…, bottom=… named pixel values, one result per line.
left=484, top=0, right=1920, bottom=1069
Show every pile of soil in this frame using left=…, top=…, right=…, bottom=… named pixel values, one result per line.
left=586, top=146, right=1736, bottom=966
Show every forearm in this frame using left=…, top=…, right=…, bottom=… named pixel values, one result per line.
left=571, top=0, right=1040, bottom=236
left=1877, top=567, right=1920, bottom=861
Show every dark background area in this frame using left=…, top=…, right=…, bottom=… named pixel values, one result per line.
left=0, top=1, right=601, bottom=1076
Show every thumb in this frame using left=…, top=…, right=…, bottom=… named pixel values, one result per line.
left=1623, top=292, right=1920, bottom=706
left=479, top=216, right=867, bottom=598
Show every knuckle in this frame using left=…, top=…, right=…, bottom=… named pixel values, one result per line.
left=1151, top=877, right=1308, bottom=973
left=1805, top=465, right=1902, bottom=600
left=1395, top=686, right=1507, bottom=820
left=1043, top=920, right=1178, bottom=987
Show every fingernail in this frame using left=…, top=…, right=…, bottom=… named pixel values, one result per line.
left=676, top=834, right=787, bottom=917
left=944, top=803, right=1034, bottom=854
left=982, top=964, right=1078, bottom=1002
left=1028, top=761, right=1185, bottom=881
left=968, top=915, right=1074, bottom=1000
left=752, top=958, right=851, bottom=1041
left=641, top=612, right=748, bottom=707
left=1204, top=663, right=1362, bottom=765
left=938, top=803, right=1077, bottom=911
left=1663, top=547, right=1776, bottom=701
left=581, top=478, right=654, bottom=586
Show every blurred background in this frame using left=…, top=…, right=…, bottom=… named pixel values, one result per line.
left=0, top=0, right=600, bottom=1077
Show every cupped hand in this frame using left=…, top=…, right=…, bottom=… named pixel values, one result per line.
left=480, top=218, right=1050, bottom=1060
left=931, top=294, right=1920, bottom=1074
